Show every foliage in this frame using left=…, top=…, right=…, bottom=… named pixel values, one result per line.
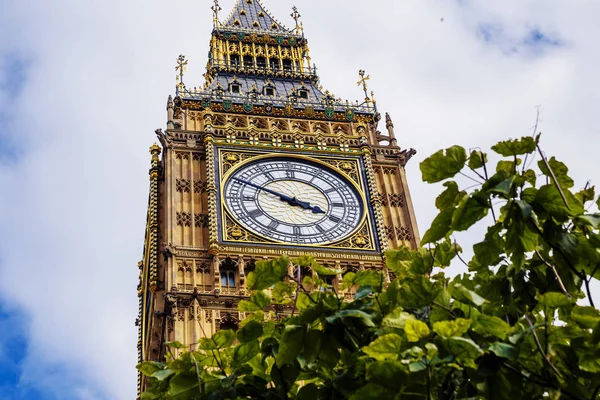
left=139, top=135, right=600, bottom=400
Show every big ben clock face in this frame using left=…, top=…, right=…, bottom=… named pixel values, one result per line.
left=222, top=156, right=366, bottom=245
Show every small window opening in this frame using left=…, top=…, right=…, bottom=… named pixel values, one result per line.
left=240, top=9, right=246, bottom=15
left=234, top=19, right=241, bottom=26
left=256, top=57, right=266, bottom=68
left=265, top=87, right=274, bottom=96
left=283, top=59, right=292, bottom=71
left=243, top=55, right=253, bottom=67
left=271, top=23, right=278, bottom=30
left=253, top=21, right=259, bottom=28
left=258, top=11, right=265, bottom=17
left=299, top=89, right=308, bottom=99
left=269, top=58, right=280, bottom=70
left=221, top=271, right=236, bottom=287
left=231, top=84, right=241, bottom=94
left=230, top=55, right=240, bottom=66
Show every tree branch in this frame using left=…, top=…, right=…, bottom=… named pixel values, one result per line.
left=585, top=277, right=596, bottom=308
left=522, top=106, right=541, bottom=174
left=535, top=250, right=571, bottom=298
left=524, top=315, right=562, bottom=378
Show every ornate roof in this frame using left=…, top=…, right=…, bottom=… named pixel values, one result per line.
left=175, top=0, right=378, bottom=123
left=223, top=0, right=290, bottom=33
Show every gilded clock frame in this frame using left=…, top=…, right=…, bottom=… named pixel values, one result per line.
left=215, top=147, right=380, bottom=252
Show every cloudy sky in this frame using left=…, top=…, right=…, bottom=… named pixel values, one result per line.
left=0, top=0, right=598, bottom=398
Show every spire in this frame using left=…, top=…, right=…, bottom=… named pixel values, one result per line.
left=222, top=0, right=290, bottom=32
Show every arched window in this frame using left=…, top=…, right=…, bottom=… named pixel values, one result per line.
left=221, top=271, right=236, bottom=287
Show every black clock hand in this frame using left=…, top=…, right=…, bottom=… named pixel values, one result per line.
left=233, top=178, right=326, bottom=214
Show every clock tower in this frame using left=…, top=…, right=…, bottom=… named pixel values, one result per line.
left=137, top=0, right=419, bottom=395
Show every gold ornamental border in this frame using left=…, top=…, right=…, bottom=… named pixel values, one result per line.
left=217, top=149, right=376, bottom=250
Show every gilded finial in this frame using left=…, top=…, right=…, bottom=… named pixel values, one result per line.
left=211, top=0, right=222, bottom=27
left=291, top=6, right=302, bottom=34
left=175, top=54, right=188, bottom=93
left=357, top=70, right=371, bottom=105
left=150, top=143, right=161, bottom=160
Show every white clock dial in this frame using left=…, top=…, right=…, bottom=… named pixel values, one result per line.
left=223, top=157, right=364, bottom=245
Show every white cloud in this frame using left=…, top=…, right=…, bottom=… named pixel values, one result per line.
left=0, top=0, right=598, bottom=398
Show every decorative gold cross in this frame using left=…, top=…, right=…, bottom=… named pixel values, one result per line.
left=291, top=6, right=301, bottom=33
left=211, top=0, right=222, bottom=26
left=357, top=70, right=372, bottom=105
left=176, top=54, right=188, bottom=91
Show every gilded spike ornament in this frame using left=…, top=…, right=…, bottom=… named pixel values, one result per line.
left=137, top=1, right=421, bottom=398
left=211, top=0, right=222, bottom=27
left=175, top=54, right=188, bottom=93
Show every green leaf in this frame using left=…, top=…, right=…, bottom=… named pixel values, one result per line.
left=312, top=262, right=342, bottom=276
left=580, top=351, right=600, bottom=373
left=421, top=208, right=453, bottom=244
left=362, top=333, right=403, bottom=361
left=538, top=156, right=574, bottom=189
left=237, top=320, right=263, bottom=343
left=233, top=340, right=260, bottom=366
left=352, top=270, right=383, bottom=289
left=297, top=383, right=319, bottom=400
left=433, top=318, right=471, bottom=337
left=167, top=373, right=199, bottom=398
left=137, top=361, right=165, bottom=377
left=164, top=341, right=185, bottom=350
left=436, top=181, right=462, bottom=211
left=521, top=169, right=537, bottom=187
left=451, top=283, right=488, bottom=307
left=349, top=384, right=392, bottom=400
left=488, top=342, right=518, bottom=360
left=396, top=275, right=440, bottom=309
left=445, top=337, right=484, bottom=365
left=420, top=146, right=467, bottom=183
left=468, top=150, right=487, bottom=170
left=199, top=329, right=236, bottom=350
left=496, top=160, right=518, bottom=174
left=152, top=369, right=176, bottom=382
left=140, top=389, right=162, bottom=400
left=491, top=137, right=536, bottom=156
left=326, top=310, right=376, bottom=327
left=571, top=306, right=600, bottom=329
left=473, top=315, right=511, bottom=340
left=272, top=281, right=295, bottom=303
left=366, top=361, right=406, bottom=390
left=238, top=290, right=272, bottom=312
left=382, top=308, right=415, bottom=329
left=405, top=319, right=430, bottom=342
left=276, top=325, right=305, bottom=367
left=575, top=213, right=600, bottom=228
left=247, top=256, right=289, bottom=290
left=303, top=329, right=323, bottom=364
left=490, top=177, right=516, bottom=197
left=536, top=292, right=572, bottom=309
left=575, top=186, right=595, bottom=204
left=451, top=193, right=488, bottom=231
left=473, top=224, right=505, bottom=267
left=535, top=184, right=584, bottom=218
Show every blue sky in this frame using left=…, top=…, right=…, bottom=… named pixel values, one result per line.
left=0, top=0, right=598, bottom=399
